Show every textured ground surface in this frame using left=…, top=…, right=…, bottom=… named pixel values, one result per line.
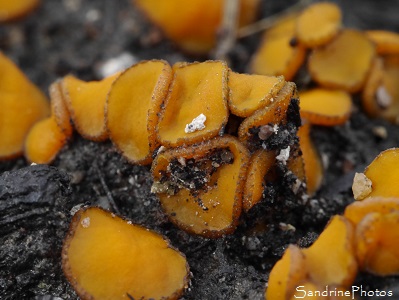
left=1, top=0, right=399, bottom=299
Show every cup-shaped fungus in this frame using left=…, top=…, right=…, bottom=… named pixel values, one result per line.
left=344, top=197, right=399, bottom=225
left=299, top=88, right=352, bottom=126
left=151, top=135, right=250, bottom=237
left=308, top=29, right=375, bottom=93
left=238, top=82, right=299, bottom=151
left=62, top=72, right=121, bottom=141
left=355, top=211, right=399, bottom=276
left=362, top=148, right=399, bottom=198
left=25, top=82, right=72, bottom=164
left=228, top=72, right=285, bottom=117
left=295, top=2, right=342, bottom=48
left=250, top=15, right=306, bottom=81
left=302, top=215, right=358, bottom=288
left=62, top=207, right=190, bottom=300
left=0, top=0, right=40, bottom=22
left=362, top=55, right=399, bottom=123
left=366, top=30, right=399, bottom=55
left=0, top=52, right=49, bottom=160
left=297, top=123, right=323, bottom=195
left=107, top=60, right=172, bottom=165
left=242, top=149, right=275, bottom=212
left=157, top=61, right=229, bottom=147
left=133, top=0, right=259, bottom=55
left=266, top=245, right=307, bottom=300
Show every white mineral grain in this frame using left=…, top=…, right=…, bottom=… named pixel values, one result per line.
left=185, top=113, right=207, bottom=133
left=276, top=146, right=290, bottom=165
left=352, top=172, right=373, bottom=200
left=81, top=217, right=90, bottom=228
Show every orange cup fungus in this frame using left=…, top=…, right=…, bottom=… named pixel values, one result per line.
left=362, top=148, right=399, bottom=199
left=242, top=149, right=275, bottom=212
left=0, top=0, right=40, bottom=22
left=151, top=135, right=250, bottom=237
left=63, top=72, right=121, bottom=142
left=157, top=61, right=229, bottom=148
left=366, top=30, right=399, bottom=55
left=62, top=206, right=189, bottom=300
left=107, top=60, right=172, bottom=165
left=25, top=82, right=72, bottom=164
left=133, top=0, right=260, bottom=54
left=0, top=52, right=49, bottom=160
left=266, top=215, right=358, bottom=300
left=295, top=2, right=342, bottom=48
left=228, top=72, right=285, bottom=117
left=297, top=123, right=323, bottom=196
left=299, top=88, right=352, bottom=126
left=362, top=55, right=399, bottom=123
left=250, top=14, right=306, bottom=81
left=308, top=29, right=375, bottom=93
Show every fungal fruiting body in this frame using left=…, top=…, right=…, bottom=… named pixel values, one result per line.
left=0, top=52, right=49, bottom=160
left=151, top=136, right=250, bottom=238
left=133, top=0, right=260, bottom=54
left=0, top=0, right=40, bottom=22
left=107, top=60, right=172, bottom=165
left=62, top=207, right=189, bottom=300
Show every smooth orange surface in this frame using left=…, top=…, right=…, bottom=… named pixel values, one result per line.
left=266, top=245, right=306, bottom=300
left=299, top=88, right=352, bottom=126
left=308, top=29, right=375, bottom=92
left=49, top=81, right=73, bottom=137
left=62, top=207, right=189, bottom=300
left=366, top=30, right=399, bottom=55
left=363, top=148, right=399, bottom=198
left=134, top=0, right=259, bottom=54
left=356, top=211, right=399, bottom=275
left=107, top=60, right=172, bottom=165
left=295, top=2, right=342, bottom=48
left=302, top=215, right=358, bottom=287
left=25, top=116, right=67, bottom=164
left=151, top=136, right=250, bottom=237
left=344, top=197, right=399, bottom=225
left=228, top=72, right=285, bottom=117
left=0, top=0, right=40, bottom=22
left=243, top=149, right=275, bottom=211
left=297, top=123, right=323, bottom=195
left=157, top=61, right=229, bottom=147
left=63, top=72, right=120, bottom=141
left=0, top=52, right=49, bottom=159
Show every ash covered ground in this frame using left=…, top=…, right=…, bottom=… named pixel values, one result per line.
left=1, top=0, right=399, bottom=299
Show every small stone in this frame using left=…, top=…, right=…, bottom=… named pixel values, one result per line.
left=372, top=126, right=388, bottom=139
left=276, top=146, right=290, bottom=165
left=352, top=172, right=372, bottom=201
left=185, top=113, right=207, bottom=133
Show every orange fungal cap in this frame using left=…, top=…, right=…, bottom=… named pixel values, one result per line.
left=107, top=60, right=172, bottom=165
left=133, top=0, right=260, bottom=54
left=62, top=206, right=190, bottom=300
left=265, top=245, right=307, bottom=300
left=302, top=215, right=358, bottom=288
left=355, top=211, right=399, bottom=276
left=295, top=2, right=342, bottom=48
left=366, top=30, right=399, bottom=55
left=299, top=88, right=352, bottom=126
left=63, top=72, right=121, bottom=141
left=228, top=72, right=285, bottom=117
left=297, top=122, right=323, bottom=196
left=24, top=116, right=68, bottom=164
left=151, top=135, right=250, bottom=237
left=0, top=52, right=49, bottom=160
left=0, top=0, right=40, bottom=22
left=157, top=61, right=229, bottom=148
left=308, top=29, right=376, bottom=93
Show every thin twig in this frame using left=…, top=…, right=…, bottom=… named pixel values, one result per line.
left=93, top=162, right=120, bottom=214
left=237, top=0, right=312, bottom=39
left=213, top=0, right=240, bottom=61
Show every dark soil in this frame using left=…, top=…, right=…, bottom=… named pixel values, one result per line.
left=1, top=0, right=399, bottom=299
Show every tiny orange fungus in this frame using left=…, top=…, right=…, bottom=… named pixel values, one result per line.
left=62, top=206, right=190, bottom=300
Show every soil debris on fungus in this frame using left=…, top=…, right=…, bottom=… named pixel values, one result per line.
left=151, top=136, right=250, bottom=237
left=62, top=206, right=190, bottom=300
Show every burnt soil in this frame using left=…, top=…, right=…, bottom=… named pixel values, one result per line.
left=1, top=0, right=399, bottom=299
